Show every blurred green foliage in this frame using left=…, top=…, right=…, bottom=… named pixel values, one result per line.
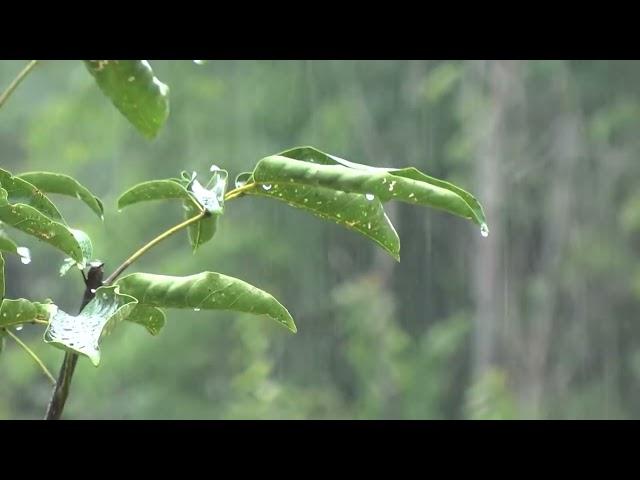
left=0, top=60, right=638, bottom=419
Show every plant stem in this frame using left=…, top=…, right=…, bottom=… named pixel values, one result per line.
left=0, top=60, right=39, bottom=110
left=104, top=211, right=206, bottom=285
left=45, top=266, right=104, bottom=420
left=5, top=328, right=55, bottom=384
left=43, top=211, right=207, bottom=419
left=224, top=182, right=258, bottom=201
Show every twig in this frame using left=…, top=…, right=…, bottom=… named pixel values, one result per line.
left=5, top=328, right=55, bottom=384
left=0, top=60, right=39, bottom=110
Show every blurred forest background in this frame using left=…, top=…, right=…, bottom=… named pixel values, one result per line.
left=0, top=60, right=637, bottom=419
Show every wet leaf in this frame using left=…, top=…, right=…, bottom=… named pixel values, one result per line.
left=17, top=172, right=104, bottom=220
left=84, top=60, right=170, bottom=139
left=117, top=180, right=193, bottom=210
left=254, top=152, right=486, bottom=228
left=43, top=285, right=138, bottom=366
left=275, top=146, right=487, bottom=227
left=0, top=298, right=53, bottom=328
left=126, top=304, right=166, bottom=336
left=0, top=168, right=64, bottom=222
left=0, top=188, right=86, bottom=263
left=116, top=271, right=296, bottom=333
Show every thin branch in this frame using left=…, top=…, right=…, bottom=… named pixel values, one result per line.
left=224, top=182, right=258, bottom=201
left=45, top=267, right=104, bottom=420
left=104, top=210, right=207, bottom=285
left=5, top=328, right=55, bottom=384
left=0, top=60, right=39, bottom=110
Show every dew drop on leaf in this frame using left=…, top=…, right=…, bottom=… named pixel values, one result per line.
left=262, top=184, right=272, bottom=191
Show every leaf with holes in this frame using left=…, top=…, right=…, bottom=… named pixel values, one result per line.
left=17, top=172, right=104, bottom=220
left=116, top=271, right=296, bottom=333
left=84, top=60, right=170, bottom=139
left=0, top=188, right=85, bottom=263
left=126, top=304, right=166, bottom=336
left=43, top=285, right=138, bottom=366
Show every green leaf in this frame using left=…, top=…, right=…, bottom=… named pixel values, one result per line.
left=0, top=253, right=4, bottom=300
left=43, top=285, right=138, bottom=366
left=390, top=167, right=487, bottom=228
left=254, top=154, right=486, bottom=229
left=235, top=161, right=401, bottom=260
left=185, top=201, right=217, bottom=252
left=0, top=226, right=31, bottom=264
left=234, top=172, right=253, bottom=189
left=59, top=229, right=93, bottom=275
left=84, top=60, right=170, bottom=139
left=0, top=188, right=85, bottom=263
left=0, top=298, right=53, bottom=328
left=275, top=146, right=487, bottom=228
left=116, top=272, right=296, bottom=333
left=117, top=179, right=193, bottom=210
left=17, top=172, right=104, bottom=220
left=249, top=182, right=400, bottom=261
left=184, top=168, right=227, bottom=251
left=0, top=168, right=64, bottom=222
left=126, top=304, right=166, bottom=336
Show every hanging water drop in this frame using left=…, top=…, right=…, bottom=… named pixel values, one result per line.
left=262, top=184, right=272, bottom=191
left=365, top=193, right=375, bottom=201
left=480, top=223, right=489, bottom=238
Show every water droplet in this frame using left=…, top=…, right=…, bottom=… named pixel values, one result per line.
left=480, top=223, right=489, bottom=238
left=90, top=288, right=97, bottom=294
left=365, top=193, right=375, bottom=201
left=15, top=325, right=23, bottom=331
left=194, top=308, right=201, bottom=312
left=194, top=60, right=206, bottom=65
left=17, top=247, right=31, bottom=265
left=388, top=181, right=396, bottom=192
left=262, top=184, right=272, bottom=191
left=117, top=209, right=122, bottom=213
left=128, top=76, right=135, bottom=82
